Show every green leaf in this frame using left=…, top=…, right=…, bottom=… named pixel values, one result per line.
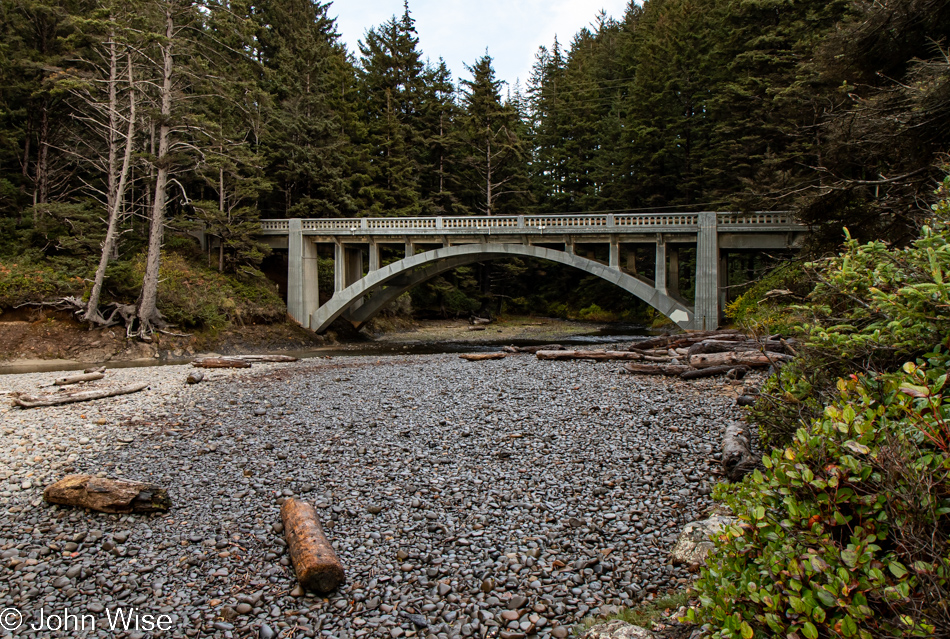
left=802, top=621, right=819, bottom=639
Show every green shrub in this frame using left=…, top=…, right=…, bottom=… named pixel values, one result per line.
left=692, top=352, right=950, bottom=637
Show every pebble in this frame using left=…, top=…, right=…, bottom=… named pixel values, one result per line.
left=0, top=353, right=754, bottom=639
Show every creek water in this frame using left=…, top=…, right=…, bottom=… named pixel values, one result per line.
left=0, top=322, right=657, bottom=376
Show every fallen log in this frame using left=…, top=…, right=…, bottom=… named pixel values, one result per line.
left=12, top=382, right=149, bottom=408
left=235, top=355, right=298, bottom=362
left=191, top=357, right=251, bottom=369
left=44, top=475, right=171, bottom=513
left=622, top=363, right=690, bottom=376
left=186, top=371, right=204, bottom=384
left=722, top=423, right=756, bottom=482
left=502, top=344, right=565, bottom=354
left=628, top=330, right=744, bottom=351
left=680, top=365, right=749, bottom=380
left=468, top=326, right=487, bottom=331
left=281, top=498, right=346, bottom=593
left=687, top=339, right=792, bottom=357
left=690, top=351, right=794, bottom=369
left=459, top=352, right=506, bottom=361
left=471, top=316, right=491, bottom=325
left=83, top=366, right=107, bottom=374
left=536, top=350, right=645, bottom=361
left=53, top=372, right=105, bottom=386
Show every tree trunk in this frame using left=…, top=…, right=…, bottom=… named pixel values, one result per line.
left=85, top=45, right=137, bottom=325
left=136, top=8, right=174, bottom=337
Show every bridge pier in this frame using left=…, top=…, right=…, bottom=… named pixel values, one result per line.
left=287, top=219, right=320, bottom=327
left=695, top=211, right=719, bottom=331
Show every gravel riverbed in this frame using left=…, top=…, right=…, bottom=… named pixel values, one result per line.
left=0, top=354, right=748, bottom=639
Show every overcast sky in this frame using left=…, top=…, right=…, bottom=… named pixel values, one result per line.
left=329, top=0, right=632, bottom=91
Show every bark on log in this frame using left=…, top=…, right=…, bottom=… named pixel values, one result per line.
left=186, top=371, right=204, bottom=384
left=459, top=352, right=507, bottom=361
left=679, top=365, right=748, bottom=380
left=536, top=350, right=645, bottom=361
left=235, top=355, right=298, bottom=362
left=622, top=363, right=690, bottom=376
left=44, top=475, right=171, bottom=513
left=690, top=351, right=793, bottom=369
left=54, top=372, right=105, bottom=386
left=191, top=357, right=252, bottom=369
left=12, top=383, right=149, bottom=408
left=723, top=424, right=755, bottom=482
left=281, top=498, right=346, bottom=594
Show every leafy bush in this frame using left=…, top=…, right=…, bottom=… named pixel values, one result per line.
left=694, top=177, right=950, bottom=637
left=692, top=352, right=950, bottom=637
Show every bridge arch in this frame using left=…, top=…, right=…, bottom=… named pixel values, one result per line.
left=310, top=243, right=693, bottom=332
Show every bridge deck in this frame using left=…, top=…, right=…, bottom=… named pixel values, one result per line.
left=259, top=212, right=803, bottom=236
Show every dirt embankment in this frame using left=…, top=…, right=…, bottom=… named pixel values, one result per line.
left=0, top=308, right=323, bottom=365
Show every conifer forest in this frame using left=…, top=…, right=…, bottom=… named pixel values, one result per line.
left=0, top=0, right=948, bottom=327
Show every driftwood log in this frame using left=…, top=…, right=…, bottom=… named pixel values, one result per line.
left=470, top=316, right=491, bottom=325
left=536, top=350, right=645, bottom=361
left=468, top=326, right=487, bottom=331
left=687, top=339, right=794, bottom=357
left=12, top=382, right=148, bottom=408
left=690, top=351, right=793, bottom=369
left=83, top=366, right=107, bottom=374
left=236, top=355, right=299, bottom=363
left=54, top=372, right=105, bottom=386
left=459, top=352, right=506, bottom=361
left=186, top=371, right=204, bottom=384
left=44, top=475, right=171, bottom=513
left=281, top=498, right=346, bottom=593
left=502, top=344, right=565, bottom=354
left=628, top=330, right=744, bottom=351
left=723, top=423, right=756, bottom=482
left=191, top=357, right=251, bottom=369
left=622, top=363, right=690, bottom=376
left=679, top=365, right=749, bottom=380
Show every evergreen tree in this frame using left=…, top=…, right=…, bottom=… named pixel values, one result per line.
left=257, top=0, right=356, bottom=218
left=456, top=54, right=529, bottom=216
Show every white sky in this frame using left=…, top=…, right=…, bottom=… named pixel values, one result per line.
left=329, top=0, right=632, bottom=91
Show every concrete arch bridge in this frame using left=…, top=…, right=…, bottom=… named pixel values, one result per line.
left=254, top=211, right=806, bottom=332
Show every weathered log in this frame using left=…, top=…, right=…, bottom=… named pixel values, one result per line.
left=723, top=423, right=755, bottom=482
left=459, top=352, right=506, bottom=361
left=536, top=350, right=645, bottom=361
left=690, top=351, right=793, bottom=369
left=679, top=365, right=747, bottom=380
left=622, top=363, right=690, bottom=376
left=191, top=357, right=251, bottom=369
left=235, top=354, right=299, bottom=362
left=281, top=498, right=345, bottom=593
left=468, top=326, right=487, bottom=331
left=186, top=371, right=204, bottom=384
left=471, top=316, right=491, bottom=325
left=44, top=475, right=171, bottom=513
left=53, top=372, right=105, bottom=386
left=83, top=366, right=107, bottom=374
left=12, top=383, right=149, bottom=408
left=687, top=339, right=792, bottom=357
left=503, top=344, right=564, bottom=354
left=628, top=330, right=744, bottom=351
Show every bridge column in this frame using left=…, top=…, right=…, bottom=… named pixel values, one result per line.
left=404, top=240, right=414, bottom=259
left=609, top=238, right=620, bottom=270
left=334, top=242, right=346, bottom=293
left=694, top=211, right=719, bottom=330
left=655, top=239, right=666, bottom=292
left=287, top=218, right=319, bottom=328
left=368, top=241, right=380, bottom=272
left=345, top=247, right=363, bottom=286
left=669, top=247, right=680, bottom=297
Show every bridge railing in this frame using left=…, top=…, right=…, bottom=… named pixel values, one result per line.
left=259, top=212, right=800, bottom=233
